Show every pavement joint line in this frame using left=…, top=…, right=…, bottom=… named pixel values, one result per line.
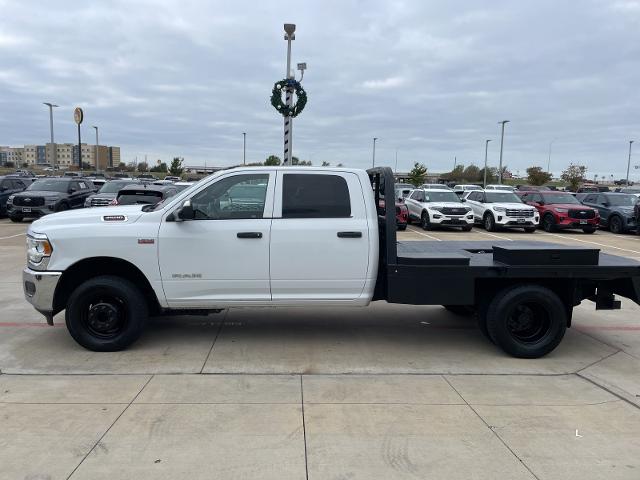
left=537, top=231, right=640, bottom=255
left=0, top=371, right=588, bottom=376
left=65, top=374, right=155, bottom=480
left=407, top=226, right=442, bottom=241
left=442, top=375, right=542, bottom=480
left=0, top=233, right=26, bottom=240
left=198, top=309, right=228, bottom=373
left=299, top=375, right=310, bottom=480
left=572, top=325, right=640, bottom=361
left=574, top=349, right=621, bottom=375
left=575, top=373, right=640, bottom=412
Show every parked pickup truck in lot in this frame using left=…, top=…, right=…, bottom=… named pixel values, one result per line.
left=22, top=167, right=640, bottom=358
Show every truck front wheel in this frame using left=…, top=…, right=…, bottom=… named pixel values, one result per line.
left=486, top=285, right=566, bottom=358
left=65, top=275, right=148, bottom=351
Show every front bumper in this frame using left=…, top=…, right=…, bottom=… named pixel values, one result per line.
left=23, top=268, right=62, bottom=323
left=431, top=214, right=474, bottom=225
left=495, top=214, right=539, bottom=227
left=7, top=204, right=56, bottom=218
left=556, top=217, right=599, bottom=229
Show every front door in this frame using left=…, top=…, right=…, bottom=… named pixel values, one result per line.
left=158, top=171, right=275, bottom=306
left=269, top=171, right=371, bottom=302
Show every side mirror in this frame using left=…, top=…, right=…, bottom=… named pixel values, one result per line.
left=460, top=198, right=466, bottom=202
left=176, top=200, right=195, bottom=221
left=602, top=202, right=610, bottom=207
left=538, top=201, right=545, bottom=206
left=68, top=188, right=76, bottom=194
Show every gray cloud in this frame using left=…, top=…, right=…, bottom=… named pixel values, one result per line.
left=0, top=0, right=639, bottom=179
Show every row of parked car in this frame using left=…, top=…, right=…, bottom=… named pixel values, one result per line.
left=391, top=182, right=640, bottom=235
left=0, top=174, right=195, bottom=222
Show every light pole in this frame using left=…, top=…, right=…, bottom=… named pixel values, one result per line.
left=281, top=24, right=305, bottom=166
left=547, top=138, right=556, bottom=175
left=394, top=149, right=398, bottom=174
left=483, top=139, right=492, bottom=188
left=497, top=120, right=510, bottom=184
left=372, top=137, right=378, bottom=168
left=43, top=102, right=58, bottom=169
left=242, top=132, right=246, bottom=165
left=92, top=126, right=99, bottom=173
left=626, top=140, right=634, bottom=185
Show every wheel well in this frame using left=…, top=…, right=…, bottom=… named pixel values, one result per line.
left=53, top=257, right=161, bottom=316
left=475, top=278, right=579, bottom=327
left=483, top=211, right=493, bottom=219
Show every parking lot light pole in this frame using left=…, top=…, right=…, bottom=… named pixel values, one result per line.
left=92, top=126, right=99, bottom=173
left=372, top=137, right=378, bottom=168
left=547, top=138, right=556, bottom=175
left=498, top=120, right=509, bottom=184
left=43, top=102, right=58, bottom=169
left=242, top=132, right=246, bottom=165
left=626, top=140, right=634, bottom=185
left=483, top=139, right=491, bottom=188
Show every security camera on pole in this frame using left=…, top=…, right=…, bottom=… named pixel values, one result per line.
left=271, top=23, right=308, bottom=165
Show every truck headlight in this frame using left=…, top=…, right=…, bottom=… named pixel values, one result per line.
left=26, top=234, right=53, bottom=269
left=493, top=206, right=506, bottom=212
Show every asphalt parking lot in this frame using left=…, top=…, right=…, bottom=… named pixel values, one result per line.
left=1, top=218, right=639, bottom=479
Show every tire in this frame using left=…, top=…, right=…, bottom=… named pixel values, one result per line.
left=486, top=284, right=567, bottom=358
left=9, top=214, right=22, bottom=223
left=461, top=225, right=473, bottom=232
left=397, top=224, right=407, bottom=231
left=582, top=227, right=596, bottom=234
left=420, top=211, right=433, bottom=231
left=524, top=227, right=536, bottom=233
left=483, top=213, right=496, bottom=232
left=443, top=305, right=475, bottom=316
left=609, top=215, right=623, bottom=234
left=542, top=214, right=557, bottom=233
left=56, top=202, right=70, bottom=212
left=65, top=275, right=148, bottom=352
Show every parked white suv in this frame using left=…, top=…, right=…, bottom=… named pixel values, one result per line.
left=464, top=190, right=539, bottom=232
left=453, top=184, right=482, bottom=197
left=484, top=184, right=515, bottom=192
left=405, top=189, right=474, bottom=230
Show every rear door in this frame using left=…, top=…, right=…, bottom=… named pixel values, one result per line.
left=270, top=171, right=370, bottom=301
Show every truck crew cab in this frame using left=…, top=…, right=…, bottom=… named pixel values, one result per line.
left=22, top=167, right=640, bottom=358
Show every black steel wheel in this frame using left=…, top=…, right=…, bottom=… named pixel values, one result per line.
left=66, top=275, right=148, bottom=351
left=486, top=284, right=566, bottom=358
left=609, top=215, right=623, bottom=234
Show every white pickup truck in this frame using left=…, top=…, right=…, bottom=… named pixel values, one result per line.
left=22, top=167, right=640, bottom=358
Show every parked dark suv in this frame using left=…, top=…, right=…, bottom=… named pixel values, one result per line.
left=0, top=176, right=28, bottom=216
left=580, top=192, right=638, bottom=234
left=6, top=177, right=94, bottom=222
left=112, top=184, right=177, bottom=206
left=84, top=179, right=139, bottom=207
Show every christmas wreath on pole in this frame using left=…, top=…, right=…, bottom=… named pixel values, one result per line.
left=271, top=78, right=307, bottom=117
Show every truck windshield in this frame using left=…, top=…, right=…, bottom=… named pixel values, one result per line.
left=424, top=191, right=461, bottom=203
left=485, top=192, right=523, bottom=203
left=27, top=180, right=70, bottom=192
left=541, top=193, right=580, bottom=204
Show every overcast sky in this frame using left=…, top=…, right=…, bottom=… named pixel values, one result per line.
left=1, top=0, right=639, bottom=178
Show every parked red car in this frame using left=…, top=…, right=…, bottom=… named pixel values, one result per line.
left=518, top=191, right=600, bottom=233
left=378, top=198, right=408, bottom=231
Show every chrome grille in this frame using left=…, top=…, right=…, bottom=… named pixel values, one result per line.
left=442, top=207, right=468, bottom=215
left=91, top=198, right=112, bottom=206
left=505, top=209, right=534, bottom=218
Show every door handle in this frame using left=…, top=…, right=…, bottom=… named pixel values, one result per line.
left=337, top=231, right=362, bottom=238
left=237, top=232, right=263, bottom=239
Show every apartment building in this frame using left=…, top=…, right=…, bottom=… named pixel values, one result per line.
left=0, top=146, right=24, bottom=166
left=1, top=144, right=121, bottom=169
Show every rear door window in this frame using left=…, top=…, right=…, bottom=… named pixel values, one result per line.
left=282, top=174, right=351, bottom=218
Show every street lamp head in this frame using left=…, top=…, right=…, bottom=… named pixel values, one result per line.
left=92, top=125, right=98, bottom=130
left=297, top=62, right=307, bottom=71
left=284, top=23, right=296, bottom=38
left=43, top=102, right=58, bottom=108
left=498, top=120, right=510, bottom=125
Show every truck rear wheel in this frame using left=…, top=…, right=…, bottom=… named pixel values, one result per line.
left=486, top=284, right=566, bottom=358
left=65, top=275, right=148, bottom=351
